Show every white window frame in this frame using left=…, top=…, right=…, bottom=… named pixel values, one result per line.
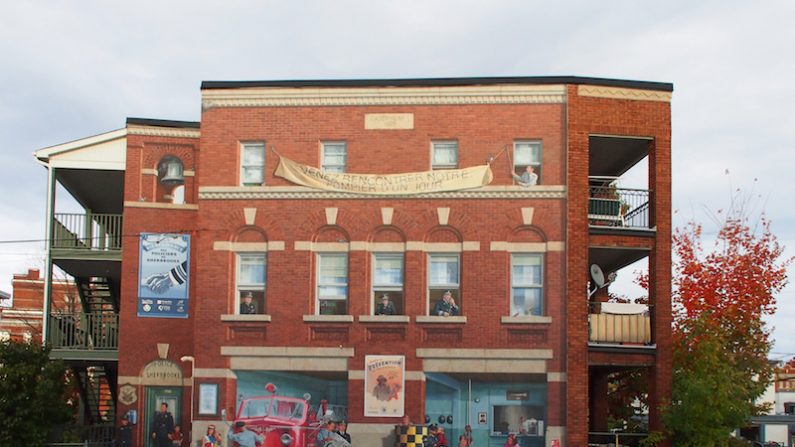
left=316, top=253, right=349, bottom=315
left=372, top=253, right=404, bottom=315
left=321, top=141, right=347, bottom=173
left=240, top=142, right=266, bottom=186
left=513, top=140, right=542, bottom=183
left=236, top=253, right=267, bottom=314
left=510, top=253, right=544, bottom=316
left=431, top=141, right=459, bottom=169
left=427, top=253, right=460, bottom=315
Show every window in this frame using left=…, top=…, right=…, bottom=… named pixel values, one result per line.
left=432, top=141, right=458, bottom=169
left=428, top=254, right=460, bottom=315
left=236, top=253, right=266, bottom=314
left=241, top=142, right=266, bottom=186
left=513, top=141, right=542, bottom=185
left=322, top=142, right=347, bottom=173
left=511, top=254, right=543, bottom=316
left=317, top=253, right=348, bottom=315
left=372, top=254, right=404, bottom=315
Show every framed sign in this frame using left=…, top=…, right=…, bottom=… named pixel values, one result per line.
left=138, top=233, right=191, bottom=318
left=198, top=383, right=218, bottom=415
left=506, top=390, right=529, bottom=401
left=364, top=355, right=405, bottom=417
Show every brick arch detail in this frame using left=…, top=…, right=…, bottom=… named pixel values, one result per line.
left=233, top=226, right=267, bottom=243
left=215, top=208, right=285, bottom=243
left=369, top=225, right=408, bottom=243
left=313, top=225, right=351, bottom=243
left=509, top=225, right=548, bottom=243
left=295, top=208, right=364, bottom=241
left=142, top=143, right=196, bottom=171
left=425, top=225, right=463, bottom=243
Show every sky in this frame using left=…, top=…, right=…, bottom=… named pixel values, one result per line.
left=0, top=1, right=793, bottom=355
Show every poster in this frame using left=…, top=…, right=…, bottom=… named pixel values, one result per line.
left=364, top=355, right=405, bottom=417
left=137, top=233, right=190, bottom=318
left=199, top=383, right=218, bottom=415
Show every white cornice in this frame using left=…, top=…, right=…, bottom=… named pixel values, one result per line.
left=202, top=85, right=567, bottom=109
left=578, top=85, right=672, bottom=102
left=198, top=185, right=566, bottom=200
left=127, top=124, right=200, bottom=139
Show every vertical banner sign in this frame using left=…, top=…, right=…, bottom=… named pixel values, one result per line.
left=138, top=233, right=190, bottom=318
left=364, top=355, right=405, bottom=417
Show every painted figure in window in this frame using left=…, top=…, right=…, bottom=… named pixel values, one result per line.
left=512, top=166, right=538, bottom=187
left=240, top=292, right=257, bottom=314
left=433, top=290, right=459, bottom=317
left=375, top=293, right=396, bottom=315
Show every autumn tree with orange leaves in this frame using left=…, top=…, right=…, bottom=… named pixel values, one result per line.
left=663, top=210, right=791, bottom=446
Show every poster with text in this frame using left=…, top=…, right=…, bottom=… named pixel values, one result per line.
left=137, top=233, right=190, bottom=318
left=364, top=355, right=405, bottom=417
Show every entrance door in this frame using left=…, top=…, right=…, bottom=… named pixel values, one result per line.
left=145, top=386, right=182, bottom=447
left=425, top=377, right=462, bottom=442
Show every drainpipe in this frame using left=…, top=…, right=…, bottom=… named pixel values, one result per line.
left=467, top=379, right=472, bottom=427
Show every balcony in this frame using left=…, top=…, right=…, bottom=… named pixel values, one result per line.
left=53, top=213, right=122, bottom=251
left=48, top=312, right=118, bottom=360
left=588, top=178, right=651, bottom=230
left=588, top=302, right=651, bottom=345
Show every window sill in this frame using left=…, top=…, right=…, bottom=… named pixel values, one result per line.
left=358, top=315, right=411, bottom=323
left=221, top=314, right=272, bottom=322
left=415, top=316, right=467, bottom=324
left=303, top=315, right=354, bottom=323
left=501, top=316, right=552, bottom=324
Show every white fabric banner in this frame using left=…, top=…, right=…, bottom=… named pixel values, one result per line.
left=274, top=155, right=493, bottom=195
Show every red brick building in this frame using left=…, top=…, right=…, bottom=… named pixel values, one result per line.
left=0, top=268, right=77, bottom=343
left=34, top=76, right=672, bottom=446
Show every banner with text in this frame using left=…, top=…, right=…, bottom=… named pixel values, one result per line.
left=275, top=156, right=493, bottom=195
left=364, top=355, right=405, bottom=417
left=137, top=233, right=190, bottom=319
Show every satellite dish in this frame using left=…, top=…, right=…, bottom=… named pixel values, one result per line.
left=590, top=264, right=605, bottom=288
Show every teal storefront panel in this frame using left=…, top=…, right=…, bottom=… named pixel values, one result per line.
left=425, top=373, right=546, bottom=447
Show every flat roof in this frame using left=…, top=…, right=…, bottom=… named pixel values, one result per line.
left=201, top=75, right=673, bottom=92
left=126, top=117, right=200, bottom=129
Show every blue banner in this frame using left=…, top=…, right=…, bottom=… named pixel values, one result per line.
left=137, top=233, right=190, bottom=318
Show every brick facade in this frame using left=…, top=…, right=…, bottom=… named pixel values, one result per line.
left=0, top=268, right=77, bottom=343
left=59, top=77, right=672, bottom=447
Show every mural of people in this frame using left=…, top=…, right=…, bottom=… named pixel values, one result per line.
left=433, top=290, right=459, bottom=317
left=150, top=402, right=175, bottom=447
left=202, top=424, right=222, bottom=447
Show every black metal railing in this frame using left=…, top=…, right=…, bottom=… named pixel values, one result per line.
left=47, top=423, right=115, bottom=447
left=53, top=213, right=122, bottom=251
left=588, top=186, right=652, bottom=229
left=48, top=312, right=119, bottom=350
